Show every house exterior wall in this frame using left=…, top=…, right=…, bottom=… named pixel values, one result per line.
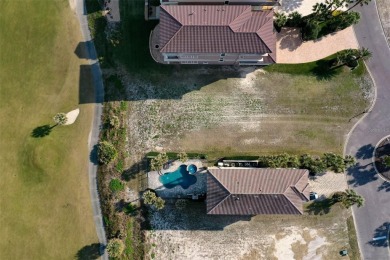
left=162, top=52, right=274, bottom=65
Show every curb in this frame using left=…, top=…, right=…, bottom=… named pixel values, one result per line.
left=372, top=135, right=390, bottom=182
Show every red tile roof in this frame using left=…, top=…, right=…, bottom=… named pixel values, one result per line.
left=207, top=168, right=310, bottom=215
left=159, top=5, right=276, bottom=58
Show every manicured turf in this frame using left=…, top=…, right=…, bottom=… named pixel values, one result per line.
left=0, top=0, right=98, bottom=258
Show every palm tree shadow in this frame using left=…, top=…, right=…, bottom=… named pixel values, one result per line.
left=75, top=243, right=104, bottom=260
left=305, top=198, right=335, bottom=215
left=367, top=222, right=390, bottom=247
left=31, top=124, right=55, bottom=138
left=310, top=59, right=341, bottom=80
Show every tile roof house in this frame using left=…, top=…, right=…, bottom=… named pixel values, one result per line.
left=206, top=168, right=310, bottom=215
left=150, top=5, right=276, bottom=65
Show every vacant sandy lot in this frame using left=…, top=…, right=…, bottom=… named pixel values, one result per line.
left=144, top=201, right=354, bottom=260
left=115, top=65, right=372, bottom=158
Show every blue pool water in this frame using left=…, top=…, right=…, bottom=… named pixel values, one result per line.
left=159, top=164, right=197, bottom=189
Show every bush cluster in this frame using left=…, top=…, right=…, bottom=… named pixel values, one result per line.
left=274, top=5, right=360, bottom=40
left=258, top=153, right=355, bottom=175
left=109, top=178, right=125, bottom=193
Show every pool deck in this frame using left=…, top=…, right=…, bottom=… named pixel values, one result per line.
left=148, top=159, right=206, bottom=199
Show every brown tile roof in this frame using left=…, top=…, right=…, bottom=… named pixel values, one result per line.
left=159, top=5, right=276, bottom=59
left=206, top=168, right=310, bottom=215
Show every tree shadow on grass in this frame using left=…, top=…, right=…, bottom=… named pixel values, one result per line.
left=367, top=222, right=390, bottom=247
left=90, top=144, right=99, bottom=165
left=31, top=124, right=54, bottom=138
left=75, top=243, right=104, bottom=260
left=310, top=59, right=341, bottom=80
left=305, top=198, right=335, bottom=215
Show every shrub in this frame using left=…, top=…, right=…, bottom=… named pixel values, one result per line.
left=98, top=141, right=118, bottom=164
left=299, top=154, right=326, bottom=175
left=302, top=19, right=321, bottom=41
left=322, top=153, right=345, bottom=173
left=124, top=203, right=137, bottom=216
left=259, top=153, right=300, bottom=168
left=109, top=115, right=120, bottom=129
left=274, top=12, right=287, bottom=32
left=109, top=178, right=125, bottom=193
left=177, top=152, right=188, bottom=163
left=107, top=238, right=125, bottom=258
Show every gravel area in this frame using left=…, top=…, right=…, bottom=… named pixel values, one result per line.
left=148, top=159, right=207, bottom=198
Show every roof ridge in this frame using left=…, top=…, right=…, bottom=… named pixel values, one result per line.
left=228, top=6, right=252, bottom=32
left=208, top=170, right=232, bottom=193
left=160, top=26, right=183, bottom=52
left=282, top=193, right=303, bottom=214
left=207, top=194, right=231, bottom=214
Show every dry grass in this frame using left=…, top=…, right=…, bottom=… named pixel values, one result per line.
left=0, top=0, right=98, bottom=258
left=118, top=66, right=372, bottom=159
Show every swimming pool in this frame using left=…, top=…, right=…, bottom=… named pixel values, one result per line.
left=159, top=164, right=197, bottom=189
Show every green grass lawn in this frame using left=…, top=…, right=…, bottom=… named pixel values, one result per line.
left=0, top=0, right=98, bottom=258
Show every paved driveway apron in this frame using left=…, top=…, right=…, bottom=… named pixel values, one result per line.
left=345, top=2, right=390, bottom=260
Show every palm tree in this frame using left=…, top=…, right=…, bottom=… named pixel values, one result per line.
left=356, top=47, right=372, bottom=60
left=343, top=189, right=365, bottom=208
left=150, top=152, right=169, bottom=175
left=346, top=0, right=372, bottom=12
left=53, top=113, right=67, bottom=126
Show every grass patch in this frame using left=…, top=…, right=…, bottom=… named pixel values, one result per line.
left=0, top=0, right=97, bottom=258
left=347, top=216, right=362, bottom=260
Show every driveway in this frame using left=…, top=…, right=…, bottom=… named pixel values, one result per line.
left=345, top=2, right=390, bottom=260
left=276, top=27, right=358, bottom=63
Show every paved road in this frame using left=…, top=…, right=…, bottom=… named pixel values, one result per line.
left=345, top=1, right=390, bottom=259
left=75, top=0, right=108, bottom=259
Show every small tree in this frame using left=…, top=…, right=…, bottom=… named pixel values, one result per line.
left=142, top=190, right=165, bottom=210
left=98, top=141, right=118, bottom=164
left=154, top=197, right=165, bottom=210
left=53, top=113, right=67, bottom=126
left=332, top=189, right=364, bottom=208
left=150, top=152, right=169, bottom=174
left=143, top=190, right=157, bottom=205
left=177, top=152, right=188, bottom=163
left=106, top=239, right=125, bottom=258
